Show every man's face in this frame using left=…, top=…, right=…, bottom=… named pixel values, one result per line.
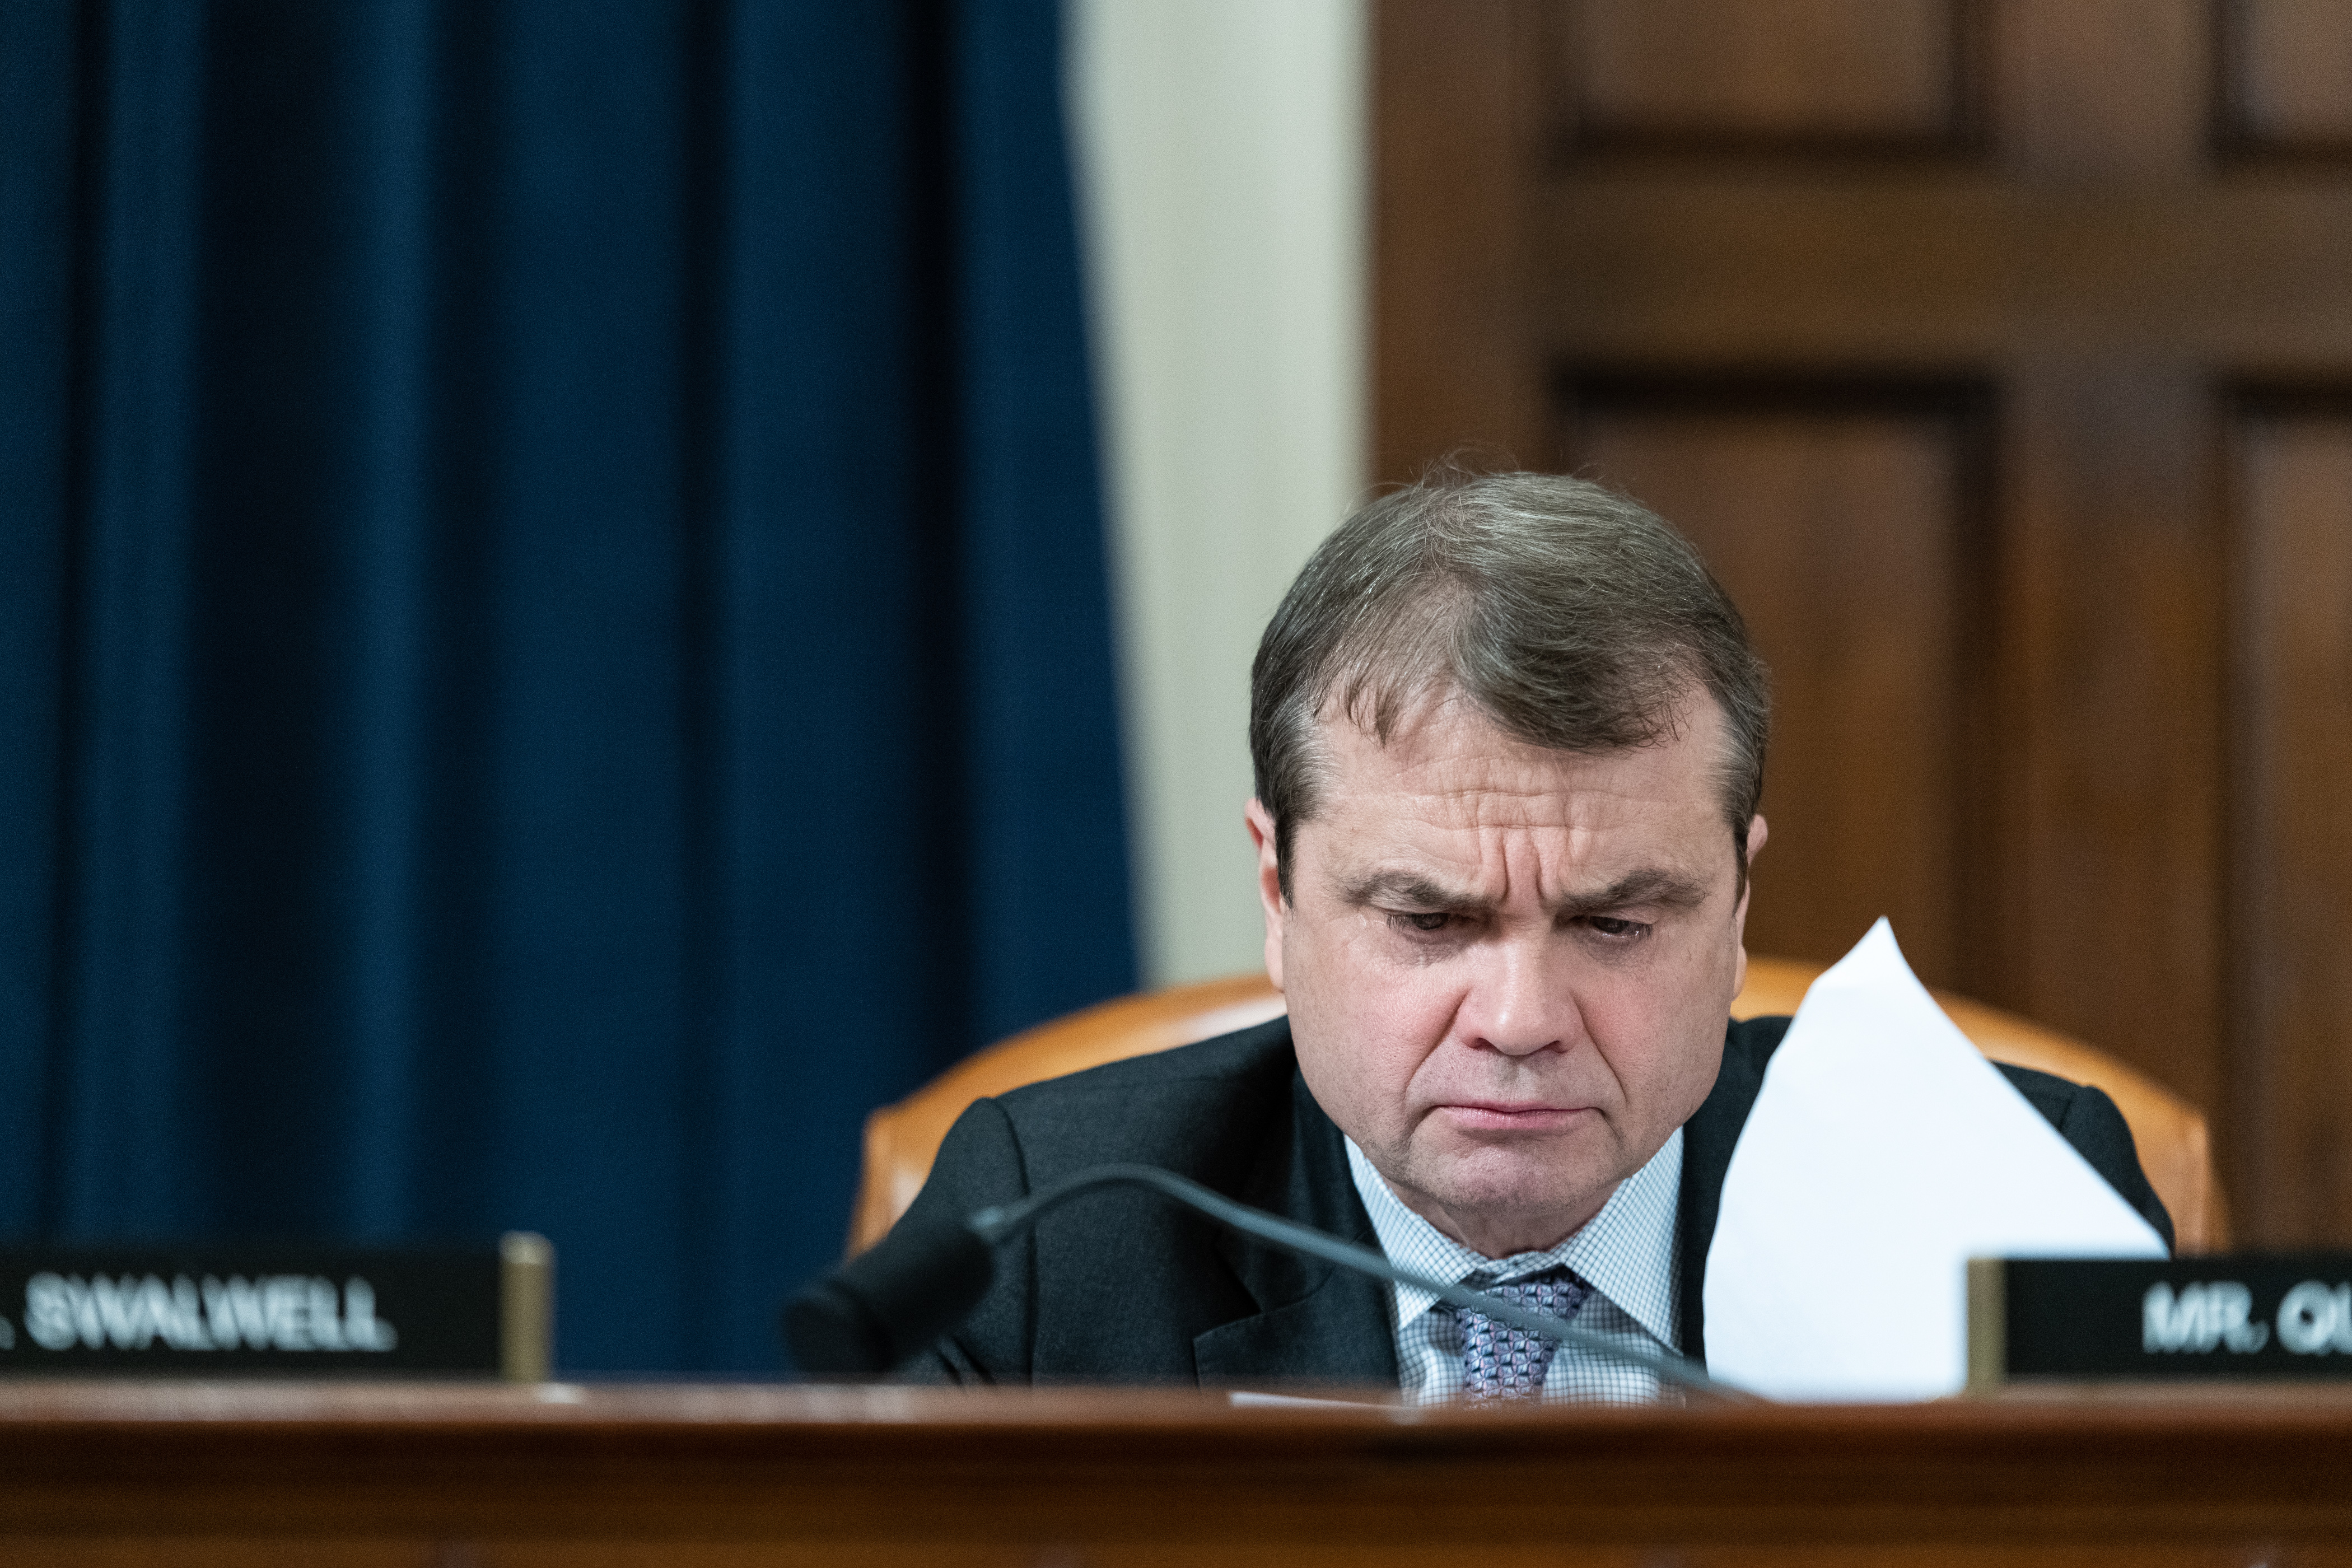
left=1247, top=689, right=1763, bottom=1258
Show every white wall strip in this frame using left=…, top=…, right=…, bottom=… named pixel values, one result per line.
left=1067, top=0, right=1368, bottom=987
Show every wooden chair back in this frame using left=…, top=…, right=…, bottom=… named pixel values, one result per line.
left=850, top=958, right=2227, bottom=1255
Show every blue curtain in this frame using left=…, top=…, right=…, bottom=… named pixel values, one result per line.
left=0, top=0, right=1135, bottom=1373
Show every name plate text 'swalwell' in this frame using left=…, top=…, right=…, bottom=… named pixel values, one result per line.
left=0, top=1233, right=553, bottom=1380
left=1970, top=1255, right=2352, bottom=1387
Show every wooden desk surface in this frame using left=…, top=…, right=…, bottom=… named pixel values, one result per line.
left=3, top=1380, right=2349, bottom=1566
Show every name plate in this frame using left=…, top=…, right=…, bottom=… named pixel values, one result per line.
left=1970, top=1254, right=2352, bottom=1387
left=0, top=1233, right=553, bottom=1380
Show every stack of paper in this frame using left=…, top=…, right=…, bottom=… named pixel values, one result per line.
left=1704, top=920, right=2167, bottom=1401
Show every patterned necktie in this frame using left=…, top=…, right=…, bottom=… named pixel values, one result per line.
left=1455, top=1268, right=1592, bottom=1401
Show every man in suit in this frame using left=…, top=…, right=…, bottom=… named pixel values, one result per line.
left=902, top=469, right=2169, bottom=1400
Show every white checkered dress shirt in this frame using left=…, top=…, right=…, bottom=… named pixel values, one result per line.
left=1343, top=1128, right=1683, bottom=1405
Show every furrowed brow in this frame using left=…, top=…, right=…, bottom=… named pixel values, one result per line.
left=1554, top=868, right=1710, bottom=918
left=1338, top=869, right=1492, bottom=914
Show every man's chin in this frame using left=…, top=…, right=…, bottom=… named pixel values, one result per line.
left=1419, top=1119, right=1617, bottom=1174
left=1399, top=1148, right=1623, bottom=1252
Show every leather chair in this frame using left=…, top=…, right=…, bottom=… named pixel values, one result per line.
left=851, top=958, right=2228, bottom=1256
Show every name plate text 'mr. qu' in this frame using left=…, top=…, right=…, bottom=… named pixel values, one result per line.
left=1972, top=1254, right=2352, bottom=1386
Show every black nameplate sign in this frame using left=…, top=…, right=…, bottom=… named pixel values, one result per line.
left=0, top=1234, right=553, bottom=1379
left=1970, top=1254, right=2352, bottom=1387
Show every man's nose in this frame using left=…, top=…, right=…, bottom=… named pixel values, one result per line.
left=1458, top=942, right=1574, bottom=1057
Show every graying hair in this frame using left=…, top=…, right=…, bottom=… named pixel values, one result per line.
left=1248, top=467, right=1771, bottom=898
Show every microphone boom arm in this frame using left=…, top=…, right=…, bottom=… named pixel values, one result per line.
left=969, top=1161, right=1752, bottom=1403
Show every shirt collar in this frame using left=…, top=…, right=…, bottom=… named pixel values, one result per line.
left=1343, top=1127, right=1682, bottom=1351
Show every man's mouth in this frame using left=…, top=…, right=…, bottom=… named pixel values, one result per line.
left=1436, top=1102, right=1593, bottom=1133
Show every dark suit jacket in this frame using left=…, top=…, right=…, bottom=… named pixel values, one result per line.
left=901, top=1014, right=2173, bottom=1386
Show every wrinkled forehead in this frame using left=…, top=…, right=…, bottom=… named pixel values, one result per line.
left=1304, top=683, right=1730, bottom=823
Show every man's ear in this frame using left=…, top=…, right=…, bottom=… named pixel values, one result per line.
left=1244, top=797, right=1287, bottom=991
left=1732, top=813, right=1768, bottom=994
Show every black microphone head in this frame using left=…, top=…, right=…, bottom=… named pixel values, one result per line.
left=782, top=1211, right=996, bottom=1376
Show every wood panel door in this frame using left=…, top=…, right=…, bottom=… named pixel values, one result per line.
left=1376, top=0, right=2352, bottom=1245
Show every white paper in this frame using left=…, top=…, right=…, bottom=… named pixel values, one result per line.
left=1704, top=920, right=2166, bottom=1401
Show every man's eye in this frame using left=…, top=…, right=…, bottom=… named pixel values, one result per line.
left=1393, top=911, right=1452, bottom=934
left=1585, top=915, right=1649, bottom=940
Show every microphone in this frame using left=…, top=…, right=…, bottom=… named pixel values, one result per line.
left=782, top=1162, right=1751, bottom=1401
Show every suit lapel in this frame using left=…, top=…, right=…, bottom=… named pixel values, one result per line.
left=1676, top=1014, right=1791, bottom=1365
left=1191, top=1063, right=1399, bottom=1387
left=1191, top=1266, right=1397, bottom=1383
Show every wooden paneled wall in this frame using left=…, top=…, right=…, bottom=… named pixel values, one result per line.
left=1378, top=0, right=2352, bottom=1244
left=2237, top=402, right=2352, bottom=1243
left=1570, top=386, right=1992, bottom=992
